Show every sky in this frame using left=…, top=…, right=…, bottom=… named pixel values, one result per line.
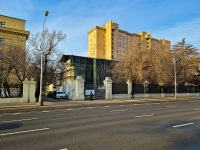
left=1, top=0, right=200, bottom=57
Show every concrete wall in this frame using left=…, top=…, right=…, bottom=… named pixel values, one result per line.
left=113, top=93, right=200, bottom=99
left=0, top=79, right=36, bottom=104
left=62, top=81, right=75, bottom=100
left=0, top=98, right=22, bottom=104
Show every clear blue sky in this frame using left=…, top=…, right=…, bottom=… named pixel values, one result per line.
left=1, top=0, right=200, bottom=56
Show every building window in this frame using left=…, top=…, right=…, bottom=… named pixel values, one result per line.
left=0, top=38, right=4, bottom=45
left=0, top=22, right=5, bottom=27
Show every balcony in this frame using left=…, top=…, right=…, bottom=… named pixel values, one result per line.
left=145, top=33, right=151, bottom=40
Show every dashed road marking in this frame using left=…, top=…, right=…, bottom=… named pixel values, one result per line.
left=135, top=114, right=154, bottom=118
left=66, top=108, right=73, bottom=111
left=194, top=109, right=200, bottom=111
left=119, top=105, right=125, bottom=107
left=87, top=107, right=96, bottom=109
left=42, top=110, right=50, bottom=113
left=110, top=109, right=128, bottom=112
left=173, top=122, right=194, bottom=128
left=152, top=103, right=160, bottom=105
left=12, top=112, right=21, bottom=115
left=134, top=104, right=141, bottom=106
left=2, top=118, right=38, bottom=123
left=1, top=128, right=49, bottom=136
left=104, top=106, right=110, bottom=108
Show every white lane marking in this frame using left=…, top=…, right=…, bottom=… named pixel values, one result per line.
left=104, top=106, right=110, bottom=108
left=12, top=113, right=22, bottom=115
left=1, top=128, right=49, bottom=136
left=111, top=109, right=128, bottom=112
left=135, top=114, right=154, bottom=118
left=42, top=110, right=50, bottom=113
left=60, top=148, right=68, bottom=150
left=194, top=109, right=200, bottom=111
left=173, top=122, right=194, bottom=128
left=152, top=103, right=160, bottom=105
left=87, top=107, right=96, bottom=109
left=119, top=105, right=125, bottom=107
left=66, top=108, right=73, bottom=111
left=2, top=118, right=38, bottom=123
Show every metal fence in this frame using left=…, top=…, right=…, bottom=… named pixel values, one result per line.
left=0, top=84, right=22, bottom=98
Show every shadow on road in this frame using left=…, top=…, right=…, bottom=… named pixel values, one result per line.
left=0, top=122, right=22, bottom=131
left=42, top=96, right=69, bottom=103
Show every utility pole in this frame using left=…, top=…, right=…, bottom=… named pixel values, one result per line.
left=38, top=11, right=49, bottom=106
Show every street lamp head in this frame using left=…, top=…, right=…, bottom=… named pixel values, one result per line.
left=45, top=11, right=49, bottom=16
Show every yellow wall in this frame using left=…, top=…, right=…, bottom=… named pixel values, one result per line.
left=88, top=27, right=95, bottom=57
left=104, top=21, right=113, bottom=60
left=96, top=28, right=105, bottom=59
left=0, top=15, right=25, bottom=30
left=0, top=15, right=30, bottom=84
left=88, top=21, right=171, bottom=61
left=0, top=15, right=30, bottom=48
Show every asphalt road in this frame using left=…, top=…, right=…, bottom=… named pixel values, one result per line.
left=1, top=99, right=200, bottom=150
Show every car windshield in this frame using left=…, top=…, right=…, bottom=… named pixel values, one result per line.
left=57, top=92, right=65, bottom=94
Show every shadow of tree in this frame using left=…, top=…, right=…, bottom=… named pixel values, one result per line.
left=0, top=122, right=22, bottom=131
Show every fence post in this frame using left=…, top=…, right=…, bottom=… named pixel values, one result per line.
left=126, top=80, right=132, bottom=98
left=103, top=77, right=112, bottom=100
left=73, top=76, right=85, bottom=100
left=22, top=78, right=29, bottom=102
left=29, top=79, right=36, bottom=102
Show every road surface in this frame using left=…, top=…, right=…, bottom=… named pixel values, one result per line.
left=1, top=99, right=200, bottom=150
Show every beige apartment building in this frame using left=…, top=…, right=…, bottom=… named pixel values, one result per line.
left=0, top=15, right=30, bottom=87
left=88, top=21, right=170, bottom=61
left=0, top=15, right=30, bottom=50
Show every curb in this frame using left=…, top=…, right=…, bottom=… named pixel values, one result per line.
left=0, top=97, right=199, bottom=109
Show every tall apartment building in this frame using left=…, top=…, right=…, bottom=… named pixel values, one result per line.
left=88, top=21, right=170, bottom=61
left=0, top=15, right=30, bottom=50
left=0, top=15, right=30, bottom=86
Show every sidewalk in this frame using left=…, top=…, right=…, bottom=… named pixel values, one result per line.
left=0, top=96, right=199, bottom=109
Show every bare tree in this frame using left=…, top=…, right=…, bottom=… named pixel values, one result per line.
left=97, top=62, right=113, bottom=86
left=28, top=28, right=66, bottom=85
left=0, top=40, right=36, bottom=97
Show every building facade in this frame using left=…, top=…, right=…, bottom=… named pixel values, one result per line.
left=0, top=15, right=30, bottom=96
left=60, top=55, right=113, bottom=89
left=59, top=55, right=114, bottom=99
left=0, top=15, right=30, bottom=49
left=88, top=21, right=170, bottom=61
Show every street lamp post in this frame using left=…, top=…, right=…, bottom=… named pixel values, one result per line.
left=144, top=81, right=149, bottom=99
left=38, top=11, right=49, bottom=106
left=159, top=82, right=164, bottom=98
